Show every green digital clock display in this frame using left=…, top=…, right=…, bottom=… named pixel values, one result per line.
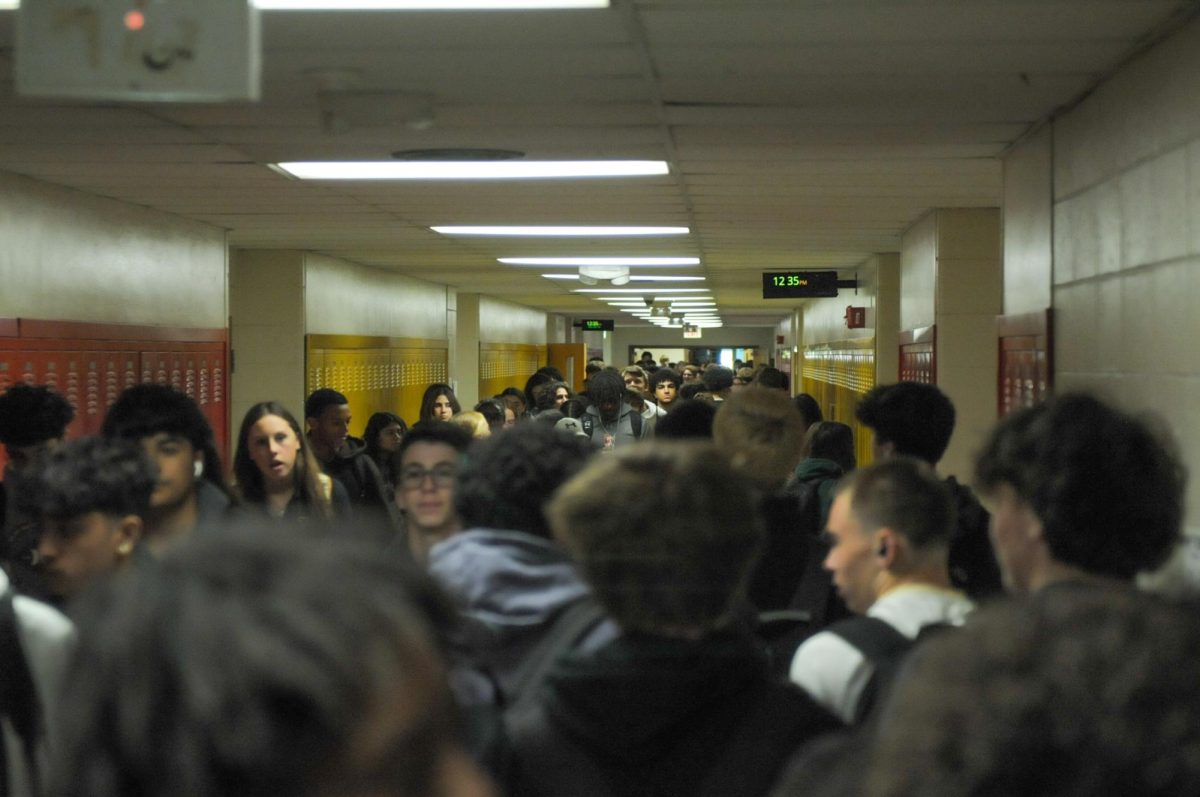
left=761, top=271, right=839, bottom=299
left=579, top=319, right=615, bottom=331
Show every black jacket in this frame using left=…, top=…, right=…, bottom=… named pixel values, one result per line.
left=507, top=631, right=841, bottom=797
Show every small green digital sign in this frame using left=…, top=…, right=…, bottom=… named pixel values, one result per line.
left=579, top=319, right=615, bottom=331
left=761, top=271, right=839, bottom=299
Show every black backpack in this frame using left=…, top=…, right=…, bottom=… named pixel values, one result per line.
left=826, top=616, right=953, bottom=724
left=578, top=410, right=642, bottom=442
left=0, top=586, right=42, bottom=797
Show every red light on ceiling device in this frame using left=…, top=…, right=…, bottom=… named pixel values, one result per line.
left=124, top=10, right=146, bottom=31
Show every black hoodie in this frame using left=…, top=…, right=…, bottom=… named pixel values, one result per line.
left=508, top=631, right=841, bottom=797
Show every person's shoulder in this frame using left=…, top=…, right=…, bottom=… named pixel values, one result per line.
left=11, top=590, right=76, bottom=665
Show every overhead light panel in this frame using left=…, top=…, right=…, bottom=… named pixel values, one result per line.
left=572, top=288, right=709, bottom=294
left=275, top=160, right=666, bottom=180
left=255, top=1, right=608, bottom=9
left=433, top=225, right=687, bottom=236
left=502, top=257, right=698, bottom=267
left=544, top=274, right=704, bottom=282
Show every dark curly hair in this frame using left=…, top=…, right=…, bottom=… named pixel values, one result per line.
left=855, top=382, right=955, bottom=465
left=0, top=384, right=74, bottom=447
left=648, top=368, right=682, bottom=391
left=866, top=588, right=1200, bottom=797
left=102, top=384, right=230, bottom=498
left=22, top=436, right=156, bottom=522
left=51, top=529, right=462, bottom=797
left=974, top=393, right=1184, bottom=580
left=454, top=423, right=591, bottom=538
left=586, top=368, right=625, bottom=408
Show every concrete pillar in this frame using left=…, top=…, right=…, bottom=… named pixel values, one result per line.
left=454, top=292, right=481, bottom=408
left=899, top=209, right=1002, bottom=482
left=874, top=252, right=900, bottom=386
left=229, top=250, right=306, bottom=435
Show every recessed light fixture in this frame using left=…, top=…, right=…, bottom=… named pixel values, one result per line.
left=274, top=160, right=666, bottom=180
left=0, top=1, right=16, bottom=9
left=255, top=1, right=608, bottom=9
left=502, top=257, right=697, bottom=267
left=433, top=225, right=688, bottom=237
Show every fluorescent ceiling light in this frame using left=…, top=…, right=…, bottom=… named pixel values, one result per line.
left=0, top=1, right=16, bottom=9
left=544, top=274, right=704, bottom=282
left=605, top=301, right=647, bottom=305
left=275, top=160, right=665, bottom=180
left=255, top=1, right=608, bottom=9
left=573, top=288, right=709, bottom=294
left=501, top=257, right=697, bottom=267
left=433, top=225, right=686, bottom=236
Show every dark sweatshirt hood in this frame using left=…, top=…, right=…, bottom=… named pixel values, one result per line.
left=542, top=632, right=766, bottom=764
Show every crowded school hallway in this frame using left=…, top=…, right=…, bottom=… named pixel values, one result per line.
left=4, top=0, right=1200, bottom=794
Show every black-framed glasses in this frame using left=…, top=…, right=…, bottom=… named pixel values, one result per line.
left=399, top=463, right=457, bottom=490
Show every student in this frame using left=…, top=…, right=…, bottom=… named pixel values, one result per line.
left=862, top=588, right=1200, bottom=797
left=395, top=422, right=473, bottom=565
left=855, top=382, right=1002, bottom=601
left=232, top=402, right=349, bottom=524
left=712, top=387, right=818, bottom=613
left=427, top=424, right=598, bottom=705
left=0, top=559, right=74, bottom=796
left=508, top=443, right=840, bottom=796
left=304, top=389, right=396, bottom=535
left=974, top=392, right=1184, bottom=596
left=101, top=384, right=234, bottom=555
left=580, top=369, right=650, bottom=451
left=362, top=410, right=407, bottom=492
left=788, top=459, right=972, bottom=725
left=422, top=384, right=463, bottom=423
left=23, top=436, right=156, bottom=602
left=648, top=367, right=682, bottom=412
left=0, top=384, right=75, bottom=598
left=49, top=530, right=495, bottom=797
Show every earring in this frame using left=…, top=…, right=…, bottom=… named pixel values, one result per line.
left=194, top=460, right=204, bottom=479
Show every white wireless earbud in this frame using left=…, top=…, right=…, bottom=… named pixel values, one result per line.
left=194, top=460, right=204, bottom=479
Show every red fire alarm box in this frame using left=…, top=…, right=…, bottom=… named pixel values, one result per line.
left=845, top=306, right=867, bottom=329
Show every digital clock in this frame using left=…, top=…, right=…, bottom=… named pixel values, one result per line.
left=761, top=271, right=839, bottom=299
left=579, top=319, right=615, bottom=331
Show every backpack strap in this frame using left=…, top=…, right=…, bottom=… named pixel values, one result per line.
left=825, top=616, right=913, bottom=724
left=504, top=598, right=607, bottom=711
left=0, top=587, right=42, bottom=797
left=628, top=408, right=643, bottom=438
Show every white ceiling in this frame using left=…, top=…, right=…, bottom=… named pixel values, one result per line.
left=0, top=0, right=1196, bottom=328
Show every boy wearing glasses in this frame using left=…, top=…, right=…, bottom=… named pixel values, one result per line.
left=395, top=422, right=473, bottom=564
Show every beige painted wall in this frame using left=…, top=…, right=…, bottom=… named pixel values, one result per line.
left=229, top=250, right=307, bottom=429
left=478, top=296, right=548, bottom=345
left=1002, top=126, right=1054, bottom=314
left=1047, top=15, right=1200, bottom=547
left=303, top=253, right=448, bottom=339
left=455, top=293, right=481, bottom=408
left=935, top=208, right=1002, bottom=483
left=802, top=257, right=879, bottom=346
left=899, top=212, right=937, bottom=331
left=0, top=170, right=227, bottom=326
